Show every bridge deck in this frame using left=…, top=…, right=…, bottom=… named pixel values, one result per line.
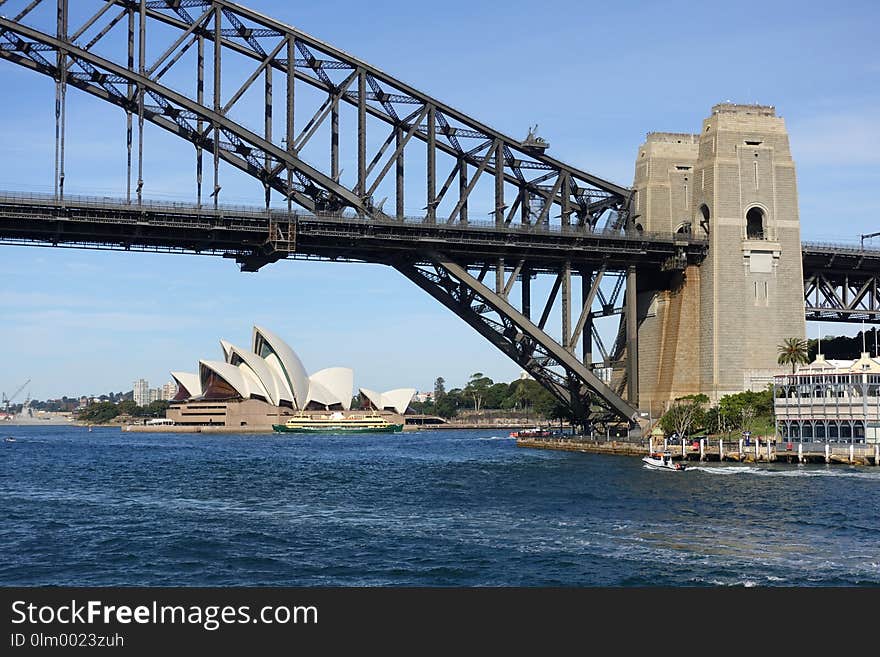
left=0, top=192, right=707, bottom=273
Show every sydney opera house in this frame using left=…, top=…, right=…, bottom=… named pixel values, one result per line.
left=166, top=325, right=416, bottom=429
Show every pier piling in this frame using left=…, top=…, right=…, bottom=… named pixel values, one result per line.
left=719, top=438, right=724, bottom=461
left=700, top=438, right=705, bottom=461
left=825, top=444, right=831, bottom=464
left=798, top=442, right=803, bottom=464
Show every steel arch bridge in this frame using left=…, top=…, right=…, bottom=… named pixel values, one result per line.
left=0, top=0, right=766, bottom=434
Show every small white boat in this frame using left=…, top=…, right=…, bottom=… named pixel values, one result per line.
left=642, top=450, right=686, bottom=471
left=4, top=436, right=15, bottom=443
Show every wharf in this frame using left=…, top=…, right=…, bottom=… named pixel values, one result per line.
left=518, top=436, right=880, bottom=466
left=123, top=424, right=273, bottom=434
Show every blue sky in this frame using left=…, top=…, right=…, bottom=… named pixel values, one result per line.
left=0, top=0, right=878, bottom=400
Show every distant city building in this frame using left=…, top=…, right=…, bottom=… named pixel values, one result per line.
left=414, top=391, right=433, bottom=403
left=773, top=353, right=880, bottom=444
left=133, top=378, right=150, bottom=407
left=160, top=381, right=178, bottom=401
left=148, top=388, right=161, bottom=404
left=595, top=367, right=613, bottom=385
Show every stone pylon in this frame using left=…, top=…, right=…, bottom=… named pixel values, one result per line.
left=632, top=103, right=806, bottom=411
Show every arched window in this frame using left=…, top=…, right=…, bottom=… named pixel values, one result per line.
left=676, top=221, right=692, bottom=234
left=746, top=207, right=765, bottom=240
left=698, top=204, right=710, bottom=235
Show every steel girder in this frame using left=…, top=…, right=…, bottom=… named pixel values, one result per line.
left=0, top=0, right=630, bottom=227
left=804, top=272, right=880, bottom=322
left=0, top=0, right=642, bottom=426
left=802, top=243, right=880, bottom=322
left=393, top=255, right=639, bottom=427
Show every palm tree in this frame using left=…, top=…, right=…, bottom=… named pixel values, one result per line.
left=777, top=337, right=810, bottom=373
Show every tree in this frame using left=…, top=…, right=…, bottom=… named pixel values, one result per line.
left=464, top=372, right=493, bottom=411
left=409, top=399, right=435, bottom=414
left=117, top=399, right=139, bottom=417
left=484, top=382, right=510, bottom=409
left=435, top=388, right=464, bottom=418
left=659, top=395, right=707, bottom=439
left=532, top=386, right=560, bottom=419
left=144, top=400, right=170, bottom=417
left=76, top=401, right=119, bottom=424
left=777, top=337, right=810, bottom=373
left=718, top=389, right=773, bottom=431
left=503, top=379, right=549, bottom=415
left=433, top=377, right=446, bottom=402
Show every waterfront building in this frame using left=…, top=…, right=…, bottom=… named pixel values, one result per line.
left=132, top=378, right=150, bottom=407
left=773, top=353, right=880, bottom=444
left=166, top=325, right=415, bottom=429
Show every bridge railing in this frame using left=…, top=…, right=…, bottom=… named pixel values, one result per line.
left=0, top=190, right=709, bottom=246
left=802, top=240, right=880, bottom=254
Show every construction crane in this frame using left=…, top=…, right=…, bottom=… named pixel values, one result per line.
left=2, top=379, right=31, bottom=414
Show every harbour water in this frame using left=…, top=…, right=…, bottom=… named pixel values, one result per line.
left=1, top=426, right=879, bottom=586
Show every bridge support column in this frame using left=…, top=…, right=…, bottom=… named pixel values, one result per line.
left=128, top=8, right=136, bottom=205
left=396, top=126, right=404, bottom=218
left=581, top=271, right=593, bottom=366
left=426, top=106, right=436, bottom=222
left=55, top=0, right=69, bottom=203
left=561, top=261, right=571, bottom=351
left=626, top=265, right=639, bottom=407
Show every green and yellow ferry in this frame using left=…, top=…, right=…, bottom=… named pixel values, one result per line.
left=272, top=411, right=403, bottom=434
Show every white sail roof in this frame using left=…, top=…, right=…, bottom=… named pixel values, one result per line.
left=305, top=379, right=338, bottom=407
left=170, top=371, right=202, bottom=399
left=359, top=387, right=416, bottom=414
left=219, top=339, right=235, bottom=363
left=227, top=343, right=292, bottom=406
left=199, top=360, right=251, bottom=400
left=252, top=325, right=310, bottom=409
left=309, top=367, right=354, bottom=410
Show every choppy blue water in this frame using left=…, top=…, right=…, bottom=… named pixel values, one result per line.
left=1, top=426, right=879, bottom=586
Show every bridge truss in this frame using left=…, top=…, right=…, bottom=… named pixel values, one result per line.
left=802, top=243, right=880, bottom=322
left=1, top=0, right=694, bottom=430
